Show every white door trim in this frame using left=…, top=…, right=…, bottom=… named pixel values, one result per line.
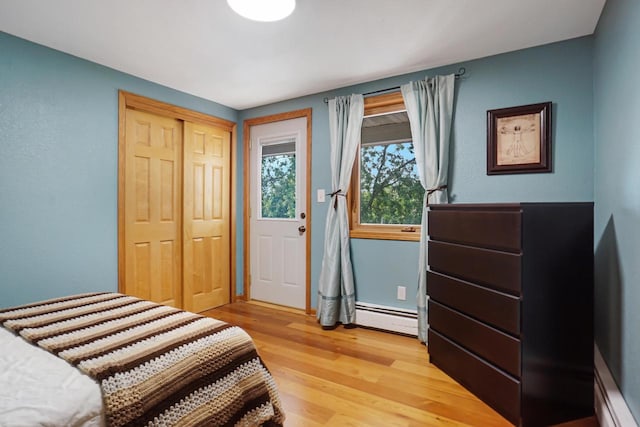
left=242, top=109, right=312, bottom=313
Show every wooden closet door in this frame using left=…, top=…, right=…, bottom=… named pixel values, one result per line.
left=123, top=109, right=183, bottom=308
left=183, top=122, right=231, bottom=312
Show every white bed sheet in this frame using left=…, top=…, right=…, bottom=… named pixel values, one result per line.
left=0, top=326, right=105, bottom=427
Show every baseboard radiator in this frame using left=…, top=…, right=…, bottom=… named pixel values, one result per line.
left=595, top=344, right=638, bottom=427
left=355, top=302, right=418, bottom=336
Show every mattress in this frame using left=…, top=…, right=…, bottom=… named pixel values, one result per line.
left=0, top=326, right=104, bottom=427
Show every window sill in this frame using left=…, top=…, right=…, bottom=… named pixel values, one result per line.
left=349, top=228, right=420, bottom=242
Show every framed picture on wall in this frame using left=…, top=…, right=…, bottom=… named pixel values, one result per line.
left=487, top=102, right=552, bottom=175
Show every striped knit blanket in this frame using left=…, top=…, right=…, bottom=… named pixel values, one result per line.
left=0, top=293, right=285, bottom=427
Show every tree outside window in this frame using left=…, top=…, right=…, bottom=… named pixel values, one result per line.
left=260, top=141, right=296, bottom=219
left=360, top=141, right=422, bottom=225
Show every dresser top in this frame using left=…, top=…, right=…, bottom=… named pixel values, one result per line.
left=428, top=202, right=593, bottom=211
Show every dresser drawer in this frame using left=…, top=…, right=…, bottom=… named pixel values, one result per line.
left=429, top=209, right=521, bottom=252
left=428, top=329, right=520, bottom=425
left=429, top=300, right=521, bottom=377
left=427, top=271, right=520, bottom=335
left=428, top=240, right=521, bottom=295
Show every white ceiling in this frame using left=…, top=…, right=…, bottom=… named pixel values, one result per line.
left=0, top=0, right=606, bottom=110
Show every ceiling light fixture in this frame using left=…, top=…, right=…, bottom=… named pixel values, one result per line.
left=227, top=0, right=296, bottom=22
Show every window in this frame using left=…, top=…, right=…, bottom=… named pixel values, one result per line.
left=260, top=139, right=296, bottom=219
left=349, top=92, right=422, bottom=241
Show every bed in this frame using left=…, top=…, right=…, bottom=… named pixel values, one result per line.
left=0, top=292, right=285, bottom=427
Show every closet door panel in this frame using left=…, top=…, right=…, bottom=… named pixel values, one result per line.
left=183, top=122, right=231, bottom=312
left=124, top=109, right=183, bottom=308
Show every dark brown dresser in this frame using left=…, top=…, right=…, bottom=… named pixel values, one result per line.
left=427, top=203, right=594, bottom=427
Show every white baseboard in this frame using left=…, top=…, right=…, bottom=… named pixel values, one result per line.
left=355, top=302, right=417, bottom=336
left=595, top=344, right=638, bottom=427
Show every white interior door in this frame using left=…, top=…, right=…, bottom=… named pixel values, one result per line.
left=249, top=117, right=307, bottom=309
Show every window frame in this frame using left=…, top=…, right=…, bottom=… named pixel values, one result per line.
left=348, top=92, right=421, bottom=242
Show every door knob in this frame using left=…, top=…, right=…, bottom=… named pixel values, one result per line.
left=298, top=225, right=306, bottom=234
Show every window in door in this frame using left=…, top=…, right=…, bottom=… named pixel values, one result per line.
left=260, top=139, right=296, bottom=219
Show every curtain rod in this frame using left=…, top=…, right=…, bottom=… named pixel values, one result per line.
left=323, top=67, right=466, bottom=104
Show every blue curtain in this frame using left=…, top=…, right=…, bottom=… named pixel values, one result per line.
left=401, top=75, right=455, bottom=342
left=317, top=94, right=364, bottom=327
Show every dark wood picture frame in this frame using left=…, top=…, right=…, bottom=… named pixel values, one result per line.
left=487, top=102, right=552, bottom=175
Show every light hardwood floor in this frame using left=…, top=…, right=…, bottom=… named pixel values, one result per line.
left=203, top=302, right=599, bottom=427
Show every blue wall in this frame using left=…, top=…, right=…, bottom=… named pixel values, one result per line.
left=0, top=32, right=237, bottom=308
left=0, top=31, right=597, bottom=315
left=594, top=0, right=640, bottom=421
left=238, top=36, right=594, bottom=310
